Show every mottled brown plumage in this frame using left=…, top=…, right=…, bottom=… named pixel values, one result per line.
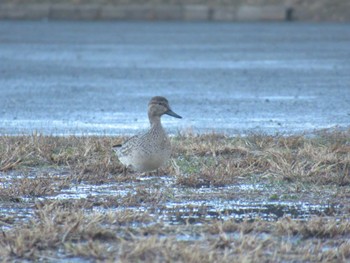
left=113, top=96, right=182, bottom=173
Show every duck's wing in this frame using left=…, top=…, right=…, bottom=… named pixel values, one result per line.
left=112, top=134, right=140, bottom=156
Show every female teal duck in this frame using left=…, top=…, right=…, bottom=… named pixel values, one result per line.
left=113, top=96, right=182, bottom=173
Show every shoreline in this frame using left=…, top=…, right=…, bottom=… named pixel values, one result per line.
left=1, top=1, right=350, bottom=21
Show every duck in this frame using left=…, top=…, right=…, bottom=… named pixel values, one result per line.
left=113, top=96, right=182, bottom=174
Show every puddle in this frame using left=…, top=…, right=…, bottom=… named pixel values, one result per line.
left=49, top=184, right=126, bottom=200
left=161, top=200, right=337, bottom=224
left=46, top=177, right=341, bottom=223
left=0, top=173, right=344, bottom=229
left=0, top=201, right=35, bottom=229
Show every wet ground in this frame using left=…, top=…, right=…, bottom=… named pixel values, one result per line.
left=1, top=170, right=345, bottom=229
left=1, top=132, right=349, bottom=261
left=1, top=21, right=350, bottom=135
left=2, top=168, right=348, bottom=262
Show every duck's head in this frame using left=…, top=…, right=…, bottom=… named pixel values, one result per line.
left=148, top=96, right=182, bottom=119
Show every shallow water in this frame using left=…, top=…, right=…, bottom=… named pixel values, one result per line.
left=1, top=175, right=338, bottom=227
left=0, top=22, right=350, bottom=136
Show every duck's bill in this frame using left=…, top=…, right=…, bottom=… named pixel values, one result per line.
left=165, top=109, right=182, bottom=119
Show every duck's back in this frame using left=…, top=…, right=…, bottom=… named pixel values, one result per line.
left=115, top=126, right=171, bottom=172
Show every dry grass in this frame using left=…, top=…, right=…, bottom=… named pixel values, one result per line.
left=1, top=200, right=349, bottom=262
left=1, top=130, right=349, bottom=187
left=0, top=135, right=124, bottom=187
left=0, top=201, right=118, bottom=260
left=0, top=130, right=350, bottom=261
left=207, top=216, right=350, bottom=239
left=172, top=130, right=350, bottom=187
left=276, top=216, right=350, bottom=238
left=0, top=173, right=70, bottom=199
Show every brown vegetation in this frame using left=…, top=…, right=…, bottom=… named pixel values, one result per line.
left=172, top=130, right=350, bottom=187
left=1, top=200, right=349, bottom=262
left=1, top=130, right=350, bottom=186
left=0, top=130, right=349, bottom=261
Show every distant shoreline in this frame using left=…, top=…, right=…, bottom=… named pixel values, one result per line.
left=1, top=0, right=350, bottom=21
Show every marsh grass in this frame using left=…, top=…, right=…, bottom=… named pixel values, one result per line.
left=1, top=200, right=349, bottom=262
left=0, top=130, right=350, bottom=261
left=1, top=130, right=349, bottom=186
left=172, top=130, right=350, bottom=187
left=0, top=172, right=71, bottom=199
left=0, top=135, right=123, bottom=180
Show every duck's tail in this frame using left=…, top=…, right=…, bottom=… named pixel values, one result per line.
left=112, top=144, right=122, bottom=152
